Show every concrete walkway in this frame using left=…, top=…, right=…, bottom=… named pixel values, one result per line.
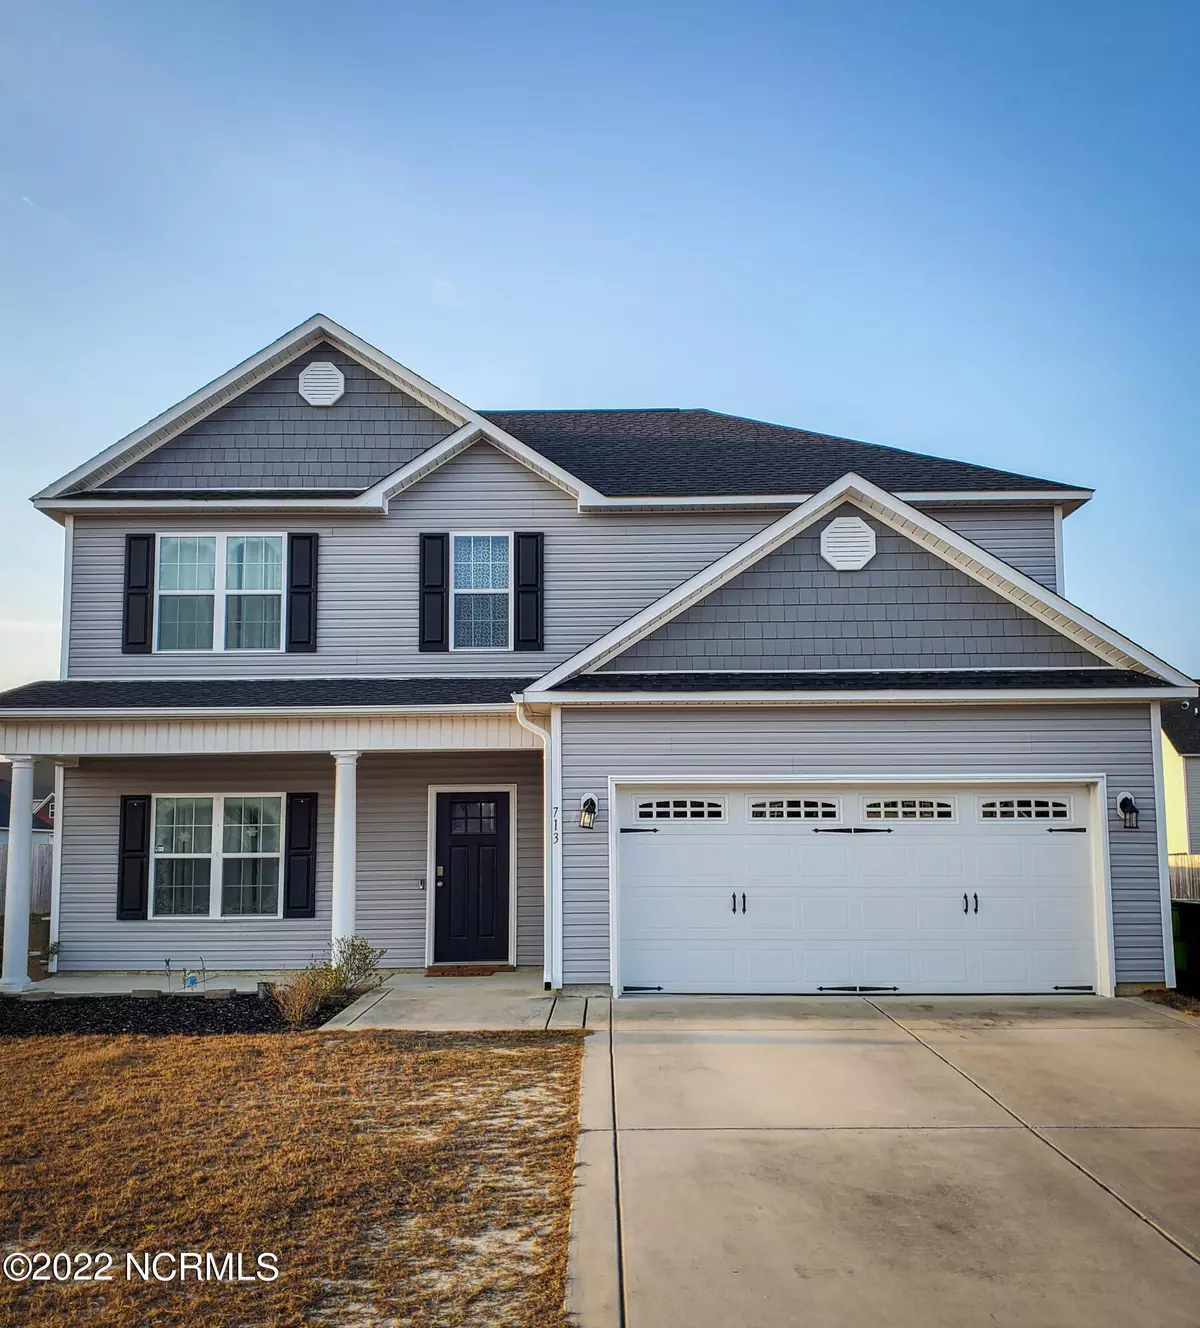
left=322, top=967, right=583, bottom=1030
left=569, top=994, right=1200, bottom=1328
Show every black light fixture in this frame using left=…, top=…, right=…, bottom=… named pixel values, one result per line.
left=1116, top=792, right=1139, bottom=830
left=579, top=795, right=598, bottom=830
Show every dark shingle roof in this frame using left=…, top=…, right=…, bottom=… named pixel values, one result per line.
left=556, top=669, right=1165, bottom=694
left=0, top=678, right=534, bottom=711
left=1162, top=697, right=1200, bottom=753
left=482, top=409, right=1082, bottom=498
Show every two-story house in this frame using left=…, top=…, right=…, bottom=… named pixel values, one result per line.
left=0, top=314, right=1193, bottom=997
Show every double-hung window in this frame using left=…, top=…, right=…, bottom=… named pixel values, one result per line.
left=156, top=534, right=284, bottom=652
left=150, top=794, right=284, bottom=919
left=450, top=533, right=512, bottom=650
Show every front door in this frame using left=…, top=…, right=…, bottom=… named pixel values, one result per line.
left=434, top=791, right=510, bottom=963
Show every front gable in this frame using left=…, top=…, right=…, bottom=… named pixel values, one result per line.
left=95, top=344, right=457, bottom=492
left=529, top=473, right=1193, bottom=693
left=601, top=503, right=1104, bottom=672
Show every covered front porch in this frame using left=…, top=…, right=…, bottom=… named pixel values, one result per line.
left=0, top=699, right=552, bottom=989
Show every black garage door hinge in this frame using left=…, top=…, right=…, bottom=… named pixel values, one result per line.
left=817, top=985, right=901, bottom=993
left=813, top=827, right=895, bottom=834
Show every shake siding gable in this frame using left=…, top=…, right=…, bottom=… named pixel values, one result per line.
left=96, top=345, right=456, bottom=491
left=558, top=703, right=1165, bottom=987
left=601, top=506, right=1102, bottom=672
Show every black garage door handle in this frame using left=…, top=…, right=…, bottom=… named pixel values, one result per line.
left=621, top=827, right=659, bottom=833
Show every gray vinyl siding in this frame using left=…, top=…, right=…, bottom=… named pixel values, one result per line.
left=925, top=504, right=1058, bottom=592
left=58, top=750, right=542, bottom=971
left=69, top=441, right=1070, bottom=679
left=68, top=443, right=766, bottom=678
left=602, top=507, right=1102, bottom=672
left=558, top=703, right=1164, bottom=986
left=1186, top=757, right=1200, bottom=854
left=95, top=345, right=455, bottom=491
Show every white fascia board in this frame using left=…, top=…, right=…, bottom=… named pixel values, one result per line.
left=0, top=703, right=519, bottom=721
left=575, top=487, right=1093, bottom=513
left=518, top=687, right=1196, bottom=706
left=531, top=471, right=1192, bottom=690
left=32, top=314, right=478, bottom=502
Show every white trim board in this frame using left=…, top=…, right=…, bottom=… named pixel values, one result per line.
left=605, top=772, right=1117, bottom=1000
left=424, top=784, right=519, bottom=969
left=521, top=688, right=1193, bottom=707
left=530, top=472, right=1194, bottom=690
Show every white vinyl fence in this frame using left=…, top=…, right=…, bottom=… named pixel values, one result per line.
left=0, top=842, right=54, bottom=915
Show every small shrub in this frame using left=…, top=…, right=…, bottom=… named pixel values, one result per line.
left=327, top=935, right=388, bottom=997
left=269, top=962, right=332, bottom=1030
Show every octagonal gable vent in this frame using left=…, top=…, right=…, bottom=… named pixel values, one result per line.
left=820, top=515, right=876, bottom=570
left=298, top=361, right=345, bottom=406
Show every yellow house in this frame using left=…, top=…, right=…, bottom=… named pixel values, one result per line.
left=1161, top=698, right=1200, bottom=855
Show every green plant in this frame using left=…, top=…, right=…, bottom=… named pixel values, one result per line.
left=269, top=961, right=333, bottom=1030
left=327, top=935, right=388, bottom=997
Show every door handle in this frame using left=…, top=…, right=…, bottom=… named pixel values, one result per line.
left=741, top=892, right=747, bottom=914
left=731, top=892, right=737, bottom=914
left=963, top=893, right=968, bottom=914
left=973, top=892, right=979, bottom=914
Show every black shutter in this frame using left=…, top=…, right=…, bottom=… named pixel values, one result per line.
left=122, top=534, right=155, bottom=654
left=286, top=533, right=319, bottom=652
left=513, top=532, right=544, bottom=651
left=116, top=795, right=151, bottom=919
left=419, top=533, right=449, bottom=651
left=283, top=792, right=318, bottom=919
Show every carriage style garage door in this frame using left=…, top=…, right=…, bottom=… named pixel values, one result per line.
left=616, top=784, right=1098, bottom=995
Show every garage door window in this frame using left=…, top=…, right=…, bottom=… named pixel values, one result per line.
left=748, top=798, right=839, bottom=821
left=636, top=798, right=726, bottom=821
left=864, top=797, right=954, bottom=821
left=979, top=797, right=1070, bottom=821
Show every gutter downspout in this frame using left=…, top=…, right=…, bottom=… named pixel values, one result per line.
left=515, top=699, right=558, bottom=990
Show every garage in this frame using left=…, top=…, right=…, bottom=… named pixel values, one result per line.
left=615, top=783, right=1100, bottom=995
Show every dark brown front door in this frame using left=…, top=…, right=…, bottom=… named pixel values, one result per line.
left=434, top=792, right=510, bottom=963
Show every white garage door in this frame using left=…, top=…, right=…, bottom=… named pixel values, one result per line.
left=616, top=785, right=1097, bottom=995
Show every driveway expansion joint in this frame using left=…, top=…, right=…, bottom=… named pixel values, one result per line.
left=865, top=997, right=1200, bottom=1268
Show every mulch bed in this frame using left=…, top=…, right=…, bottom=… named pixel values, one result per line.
left=0, top=992, right=353, bottom=1037
left=1142, top=988, right=1200, bottom=1017
left=0, top=1029, right=585, bottom=1327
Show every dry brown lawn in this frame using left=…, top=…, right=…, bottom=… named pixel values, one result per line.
left=0, top=1030, right=585, bottom=1327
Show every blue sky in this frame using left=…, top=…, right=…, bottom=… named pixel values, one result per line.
left=1, top=0, right=1197, bottom=687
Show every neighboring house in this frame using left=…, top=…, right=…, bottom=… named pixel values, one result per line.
left=1160, top=698, right=1200, bottom=854
left=0, top=782, right=55, bottom=847
left=0, top=314, right=1193, bottom=996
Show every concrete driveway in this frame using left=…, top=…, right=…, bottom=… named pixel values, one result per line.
left=568, top=995, right=1200, bottom=1328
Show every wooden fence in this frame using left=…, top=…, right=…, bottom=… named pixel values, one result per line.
left=0, top=843, right=54, bottom=915
left=1170, top=854, right=1200, bottom=903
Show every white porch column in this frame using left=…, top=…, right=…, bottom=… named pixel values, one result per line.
left=2, top=756, right=36, bottom=992
left=330, top=750, right=359, bottom=949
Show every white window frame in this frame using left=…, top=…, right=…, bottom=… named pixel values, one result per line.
left=449, top=531, right=513, bottom=652
left=154, top=533, right=287, bottom=654
left=148, top=792, right=286, bottom=920
left=861, top=795, right=957, bottom=822
left=977, top=794, right=1074, bottom=823
left=746, top=796, right=841, bottom=823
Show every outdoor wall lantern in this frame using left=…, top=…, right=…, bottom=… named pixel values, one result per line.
left=1116, top=792, right=1139, bottom=830
left=579, top=795, right=599, bottom=829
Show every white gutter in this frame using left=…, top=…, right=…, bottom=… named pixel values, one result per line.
left=518, top=687, right=1196, bottom=707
